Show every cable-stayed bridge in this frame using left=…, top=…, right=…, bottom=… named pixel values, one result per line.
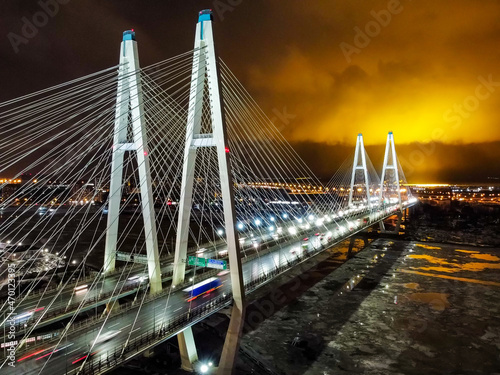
left=0, top=10, right=416, bottom=375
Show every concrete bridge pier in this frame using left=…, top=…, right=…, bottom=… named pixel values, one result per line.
left=218, top=304, right=245, bottom=375
left=178, top=328, right=198, bottom=371
left=347, top=236, right=356, bottom=259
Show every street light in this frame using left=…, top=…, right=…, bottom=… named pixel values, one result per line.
left=217, top=229, right=223, bottom=236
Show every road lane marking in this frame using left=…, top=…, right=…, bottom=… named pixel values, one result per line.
left=67, top=346, right=81, bottom=355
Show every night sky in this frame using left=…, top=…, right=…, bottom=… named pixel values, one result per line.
left=1, top=1, right=500, bottom=184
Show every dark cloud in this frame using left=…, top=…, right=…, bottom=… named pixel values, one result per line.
left=293, top=140, right=500, bottom=184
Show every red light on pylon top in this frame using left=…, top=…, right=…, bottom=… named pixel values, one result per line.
left=131, top=28, right=134, bottom=32
left=224, top=147, right=230, bottom=153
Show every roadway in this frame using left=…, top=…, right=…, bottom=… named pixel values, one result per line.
left=0, top=222, right=288, bottom=335
left=1, top=203, right=400, bottom=343
left=0, top=203, right=414, bottom=374
left=3, top=225, right=328, bottom=375
left=0, top=205, right=374, bottom=336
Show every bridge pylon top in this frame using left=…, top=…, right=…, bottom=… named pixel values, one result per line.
left=123, top=30, right=136, bottom=41
left=198, top=9, right=213, bottom=22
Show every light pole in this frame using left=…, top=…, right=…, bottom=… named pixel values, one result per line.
left=65, top=331, right=68, bottom=375
left=3, top=312, right=5, bottom=357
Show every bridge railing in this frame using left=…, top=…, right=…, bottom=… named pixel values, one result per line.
left=6, top=238, right=227, bottom=306
left=4, top=203, right=415, bottom=361
left=9, top=261, right=143, bottom=304
left=7, top=267, right=221, bottom=354
left=76, top=253, right=318, bottom=375
left=75, top=204, right=417, bottom=373
left=6, top=260, right=225, bottom=336
left=5, top=205, right=378, bottom=307
left=77, top=292, right=233, bottom=375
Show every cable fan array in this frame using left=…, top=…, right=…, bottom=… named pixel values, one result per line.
left=0, top=45, right=413, bottom=374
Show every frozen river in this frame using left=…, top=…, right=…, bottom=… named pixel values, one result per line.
left=240, top=238, right=500, bottom=374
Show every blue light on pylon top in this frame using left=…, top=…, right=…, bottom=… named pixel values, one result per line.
left=123, top=30, right=136, bottom=41
left=198, top=9, right=213, bottom=22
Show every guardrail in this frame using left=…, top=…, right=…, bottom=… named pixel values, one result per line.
left=76, top=253, right=317, bottom=375
left=7, top=267, right=220, bottom=355
left=74, top=204, right=415, bottom=374
left=3, top=203, right=414, bottom=363
left=6, top=239, right=226, bottom=305
left=4, top=205, right=377, bottom=306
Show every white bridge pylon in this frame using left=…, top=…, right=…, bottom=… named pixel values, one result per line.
left=172, top=10, right=246, bottom=374
left=379, top=131, right=402, bottom=207
left=348, top=133, right=371, bottom=207
left=103, top=30, right=162, bottom=294
left=379, top=131, right=404, bottom=233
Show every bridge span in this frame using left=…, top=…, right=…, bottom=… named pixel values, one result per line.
left=0, top=9, right=416, bottom=375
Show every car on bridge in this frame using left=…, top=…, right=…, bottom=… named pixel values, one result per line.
left=91, top=330, right=121, bottom=346
left=183, top=277, right=222, bottom=302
